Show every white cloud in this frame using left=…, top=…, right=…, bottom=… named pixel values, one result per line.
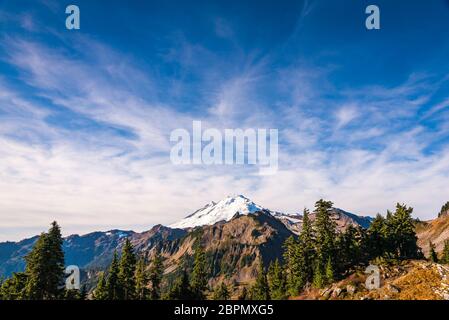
left=1, top=34, right=449, bottom=242
left=335, top=104, right=359, bottom=129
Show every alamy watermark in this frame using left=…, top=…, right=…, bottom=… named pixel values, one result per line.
left=65, top=5, right=80, bottom=30
left=64, top=4, right=379, bottom=32
left=365, top=264, right=381, bottom=290
left=170, top=121, right=278, bottom=175
left=365, top=5, right=381, bottom=30
left=65, top=265, right=80, bottom=290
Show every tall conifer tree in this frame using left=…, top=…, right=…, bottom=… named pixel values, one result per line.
left=429, top=241, right=438, bottom=263
left=213, top=282, right=230, bottom=300
left=135, top=257, right=149, bottom=300
left=251, top=260, right=270, bottom=300
left=149, top=250, right=164, bottom=300
left=118, top=238, right=137, bottom=299
left=106, top=251, right=120, bottom=300
left=267, top=259, right=286, bottom=300
left=24, top=222, right=65, bottom=300
left=314, top=200, right=336, bottom=285
left=93, top=272, right=108, bottom=300
left=190, top=245, right=208, bottom=300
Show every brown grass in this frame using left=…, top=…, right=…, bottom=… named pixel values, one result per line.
left=393, top=266, right=442, bottom=300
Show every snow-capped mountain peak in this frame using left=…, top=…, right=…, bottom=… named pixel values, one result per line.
left=169, top=195, right=265, bottom=229
left=169, top=195, right=373, bottom=232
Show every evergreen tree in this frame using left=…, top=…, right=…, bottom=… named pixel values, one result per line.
left=24, top=233, right=48, bottom=299
left=190, top=245, right=208, bottom=300
left=283, top=236, right=303, bottom=296
left=64, top=289, right=83, bottom=300
left=299, top=208, right=315, bottom=283
left=429, top=241, right=438, bottom=263
left=439, top=201, right=449, bottom=217
left=382, top=210, right=395, bottom=257
left=267, top=259, right=286, bottom=300
left=0, top=273, right=28, bottom=300
left=46, top=221, right=65, bottom=296
left=135, top=257, right=149, bottom=300
left=118, top=238, right=137, bottom=300
left=166, top=270, right=192, bottom=300
left=313, top=200, right=336, bottom=286
left=250, top=260, right=270, bottom=300
left=366, top=214, right=387, bottom=259
left=388, top=204, right=421, bottom=259
left=25, top=222, right=65, bottom=300
left=324, top=257, right=334, bottom=284
left=283, top=208, right=315, bottom=296
left=93, top=272, right=108, bottom=300
left=312, top=261, right=324, bottom=289
left=106, top=251, right=120, bottom=300
left=441, top=240, right=449, bottom=264
left=213, top=282, right=230, bottom=300
left=314, top=200, right=336, bottom=259
left=336, top=225, right=364, bottom=273
left=148, top=250, right=164, bottom=300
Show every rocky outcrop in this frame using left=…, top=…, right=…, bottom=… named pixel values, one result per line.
left=306, top=261, right=449, bottom=300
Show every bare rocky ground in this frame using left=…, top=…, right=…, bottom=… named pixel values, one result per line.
left=295, top=260, right=449, bottom=300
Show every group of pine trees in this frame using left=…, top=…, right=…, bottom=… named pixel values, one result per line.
left=0, top=222, right=86, bottom=300
left=247, top=258, right=287, bottom=300
left=164, top=243, right=217, bottom=300
left=439, top=201, right=449, bottom=217
left=429, top=240, right=449, bottom=264
left=92, top=239, right=164, bottom=300
left=0, top=221, right=165, bottom=301
left=248, top=200, right=424, bottom=299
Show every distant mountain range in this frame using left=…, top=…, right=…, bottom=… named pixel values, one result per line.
left=0, top=195, right=373, bottom=280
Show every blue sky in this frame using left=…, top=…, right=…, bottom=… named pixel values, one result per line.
left=1, top=0, right=449, bottom=241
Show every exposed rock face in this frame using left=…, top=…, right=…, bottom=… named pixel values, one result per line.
left=298, top=261, right=449, bottom=300
left=416, top=213, right=449, bottom=255
left=158, top=211, right=293, bottom=288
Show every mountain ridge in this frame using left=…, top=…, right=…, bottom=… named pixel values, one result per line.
left=0, top=195, right=372, bottom=278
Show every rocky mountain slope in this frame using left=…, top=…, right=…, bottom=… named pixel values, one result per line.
left=161, top=210, right=293, bottom=291
left=416, top=212, right=449, bottom=255
left=0, top=236, right=39, bottom=277
left=297, top=260, right=449, bottom=300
